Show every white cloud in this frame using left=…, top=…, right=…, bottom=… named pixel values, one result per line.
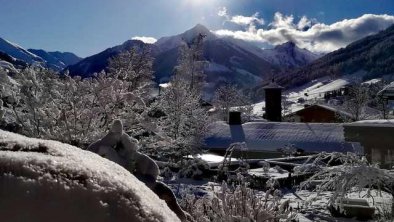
left=131, top=36, right=157, bottom=44
left=230, top=13, right=265, bottom=26
left=215, top=13, right=394, bottom=53
left=217, top=7, right=264, bottom=31
left=218, top=7, right=227, bottom=17
left=297, top=16, right=313, bottom=30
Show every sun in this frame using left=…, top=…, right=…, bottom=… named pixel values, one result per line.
left=184, top=0, right=211, bottom=6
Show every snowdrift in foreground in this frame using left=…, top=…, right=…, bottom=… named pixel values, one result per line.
left=0, top=130, right=180, bottom=222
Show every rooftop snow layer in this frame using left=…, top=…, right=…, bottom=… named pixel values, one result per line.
left=0, top=130, right=180, bottom=222
left=379, top=81, right=394, bottom=97
left=347, top=119, right=394, bottom=127
left=204, top=121, right=359, bottom=153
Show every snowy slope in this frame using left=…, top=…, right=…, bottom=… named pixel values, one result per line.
left=155, top=24, right=217, bottom=53
left=260, top=42, right=320, bottom=68
left=28, top=49, right=82, bottom=71
left=0, top=37, right=43, bottom=64
left=251, top=74, right=365, bottom=116
left=0, top=130, right=180, bottom=222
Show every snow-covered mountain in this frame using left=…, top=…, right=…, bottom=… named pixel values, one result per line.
left=0, top=37, right=44, bottom=64
left=153, top=24, right=276, bottom=93
left=66, top=39, right=151, bottom=77
left=66, top=24, right=277, bottom=94
left=279, top=24, right=394, bottom=87
left=28, top=49, right=82, bottom=71
left=0, top=37, right=81, bottom=71
left=260, top=42, right=320, bottom=69
left=155, top=24, right=216, bottom=53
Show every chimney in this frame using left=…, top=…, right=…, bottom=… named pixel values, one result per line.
left=263, top=79, right=284, bottom=122
left=228, top=111, right=242, bottom=125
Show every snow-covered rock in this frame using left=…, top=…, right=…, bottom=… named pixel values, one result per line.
left=0, top=130, right=180, bottom=222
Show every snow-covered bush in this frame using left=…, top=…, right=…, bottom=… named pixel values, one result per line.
left=177, top=158, right=210, bottom=180
left=218, top=142, right=250, bottom=178
left=299, top=152, right=394, bottom=217
left=180, top=174, right=296, bottom=222
left=259, top=161, right=271, bottom=174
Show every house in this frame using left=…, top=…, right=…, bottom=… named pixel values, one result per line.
left=203, top=113, right=361, bottom=159
left=378, top=81, right=394, bottom=115
left=344, top=120, right=394, bottom=169
left=378, top=81, right=394, bottom=99
left=285, top=104, right=354, bottom=123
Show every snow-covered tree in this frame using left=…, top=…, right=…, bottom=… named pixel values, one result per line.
left=52, top=71, right=149, bottom=145
left=212, top=83, right=252, bottom=122
left=368, top=81, right=391, bottom=119
left=343, top=84, right=369, bottom=121
left=156, top=35, right=209, bottom=162
left=0, top=47, right=156, bottom=147
left=7, top=67, right=60, bottom=138
left=107, top=46, right=155, bottom=95
left=174, top=34, right=207, bottom=92
left=158, top=75, right=208, bottom=161
left=281, top=94, right=292, bottom=117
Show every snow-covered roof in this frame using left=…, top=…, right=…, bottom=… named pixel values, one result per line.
left=289, top=104, right=354, bottom=119
left=204, top=121, right=360, bottom=153
left=346, top=119, right=394, bottom=127
left=378, top=81, right=394, bottom=97
left=0, top=130, right=180, bottom=222
left=263, top=81, right=284, bottom=90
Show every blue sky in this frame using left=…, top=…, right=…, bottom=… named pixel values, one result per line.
left=0, top=0, right=393, bottom=57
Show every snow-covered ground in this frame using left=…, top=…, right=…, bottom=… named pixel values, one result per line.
left=249, top=167, right=289, bottom=180
left=0, top=130, right=180, bottom=222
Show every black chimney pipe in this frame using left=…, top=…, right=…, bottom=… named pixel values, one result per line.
left=228, top=111, right=242, bottom=125
left=263, top=80, right=284, bottom=122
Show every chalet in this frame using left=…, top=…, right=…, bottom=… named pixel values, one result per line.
left=378, top=81, right=394, bottom=99
left=285, top=104, right=354, bottom=123
left=378, top=81, right=394, bottom=115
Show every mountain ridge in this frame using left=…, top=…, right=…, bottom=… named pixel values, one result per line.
left=0, top=37, right=81, bottom=71
left=278, top=24, right=394, bottom=87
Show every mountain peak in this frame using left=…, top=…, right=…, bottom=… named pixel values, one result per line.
left=261, top=41, right=319, bottom=69
left=190, top=24, right=210, bottom=33
left=275, top=41, right=296, bottom=50
left=183, top=24, right=213, bottom=40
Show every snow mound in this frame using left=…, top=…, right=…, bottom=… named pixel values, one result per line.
left=0, top=130, right=180, bottom=222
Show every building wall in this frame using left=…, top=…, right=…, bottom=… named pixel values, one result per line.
left=344, top=124, right=394, bottom=168
left=292, top=106, right=342, bottom=123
